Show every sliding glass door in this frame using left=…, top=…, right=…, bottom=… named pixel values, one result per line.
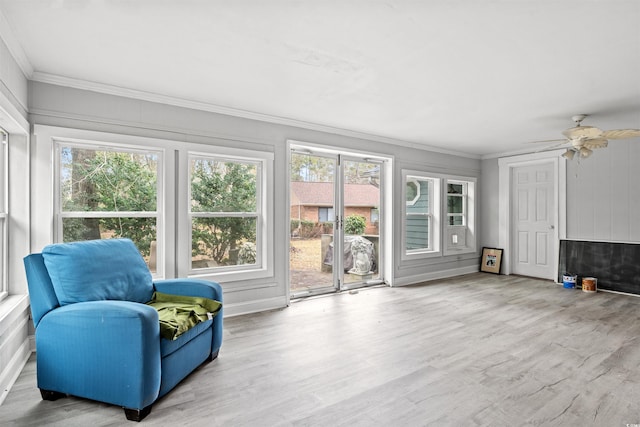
left=289, top=149, right=383, bottom=297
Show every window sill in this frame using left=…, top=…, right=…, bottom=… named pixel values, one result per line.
left=401, top=250, right=442, bottom=262
left=0, top=294, right=29, bottom=334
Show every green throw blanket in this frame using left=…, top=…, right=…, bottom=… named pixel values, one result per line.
left=147, top=291, right=222, bottom=340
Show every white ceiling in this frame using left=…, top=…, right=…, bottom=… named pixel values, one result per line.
left=1, top=0, right=639, bottom=157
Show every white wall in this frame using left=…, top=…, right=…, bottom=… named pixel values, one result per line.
left=0, top=34, right=30, bottom=404
left=0, top=36, right=28, bottom=121
left=28, top=81, right=481, bottom=311
left=480, top=158, right=499, bottom=248
left=566, top=139, right=640, bottom=242
left=479, top=140, right=640, bottom=273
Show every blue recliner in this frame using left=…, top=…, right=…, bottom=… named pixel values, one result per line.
left=23, top=238, right=223, bottom=421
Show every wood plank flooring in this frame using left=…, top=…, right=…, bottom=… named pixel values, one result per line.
left=2, top=273, right=640, bottom=426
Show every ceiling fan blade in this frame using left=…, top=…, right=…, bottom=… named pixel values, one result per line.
left=600, top=129, right=640, bottom=139
left=528, top=138, right=568, bottom=144
left=584, top=138, right=609, bottom=150
left=562, top=125, right=603, bottom=139
left=543, top=141, right=572, bottom=151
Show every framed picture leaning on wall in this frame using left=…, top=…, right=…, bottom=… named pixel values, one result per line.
left=480, top=247, right=503, bottom=274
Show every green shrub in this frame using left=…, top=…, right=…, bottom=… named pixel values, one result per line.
left=344, top=214, right=366, bottom=235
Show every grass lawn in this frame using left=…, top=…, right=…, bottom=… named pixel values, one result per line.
left=289, top=238, right=323, bottom=271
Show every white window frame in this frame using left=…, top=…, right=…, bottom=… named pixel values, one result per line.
left=53, top=139, right=165, bottom=277
left=444, top=176, right=477, bottom=255
left=34, top=126, right=275, bottom=287
left=178, top=144, right=274, bottom=283
left=401, top=170, right=441, bottom=260
left=187, top=152, right=263, bottom=275
left=0, top=130, right=7, bottom=301
left=33, top=126, right=176, bottom=280
left=446, top=180, right=467, bottom=226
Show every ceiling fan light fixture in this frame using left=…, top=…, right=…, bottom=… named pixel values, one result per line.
left=535, top=115, right=639, bottom=160
left=579, top=147, right=593, bottom=158
left=562, top=149, right=575, bottom=160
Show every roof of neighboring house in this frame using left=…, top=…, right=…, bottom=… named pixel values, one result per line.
left=290, top=182, right=379, bottom=207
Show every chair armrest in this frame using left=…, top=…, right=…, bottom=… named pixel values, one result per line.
left=154, top=278, right=223, bottom=302
left=154, top=278, right=224, bottom=354
left=36, top=301, right=161, bottom=409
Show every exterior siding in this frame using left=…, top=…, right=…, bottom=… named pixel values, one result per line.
left=406, top=180, right=429, bottom=250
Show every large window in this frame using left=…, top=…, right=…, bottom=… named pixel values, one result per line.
left=0, top=130, right=7, bottom=301
left=445, top=177, right=476, bottom=254
left=402, top=171, right=476, bottom=259
left=56, top=142, right=162, bottom=273
left=189, top=154, right=262, bottom=273
left=39, top=126, right=273, bottom=285
left=403, top=174, right=440, bottom=256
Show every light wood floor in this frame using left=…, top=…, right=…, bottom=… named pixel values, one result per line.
left=2, top=273, right=640, bottom=426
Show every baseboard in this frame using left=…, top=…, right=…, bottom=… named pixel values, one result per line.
left=224, top=296, right=288, bottom=317
left=0, top=338, right=30, bottom=406
left=392, top=265, right=479, bottom=287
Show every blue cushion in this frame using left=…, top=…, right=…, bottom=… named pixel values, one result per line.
left=42, top=239, right=154, bottom=305
left=159, top=319, right=213, bottom=357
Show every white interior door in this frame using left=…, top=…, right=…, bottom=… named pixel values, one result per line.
left=511, top=162, right=556, bottom=279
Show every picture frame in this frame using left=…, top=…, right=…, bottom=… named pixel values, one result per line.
left=480, top=247, right=503, bottom=274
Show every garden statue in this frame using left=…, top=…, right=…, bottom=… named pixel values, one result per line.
left=348, top=236, right=373, bottom=275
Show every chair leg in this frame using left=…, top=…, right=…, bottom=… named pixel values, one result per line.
left=40, top=389, right=66, bottom=401
left=124, top=405, right=152, bottom=422
left=206, top=349, right=220, bottom=363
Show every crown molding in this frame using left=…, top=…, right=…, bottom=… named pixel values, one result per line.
left=30, top=71, right=480, bottom=160
left=480, top=145, right=555, bottom=160
left=0, top=9, right=33, bottom=78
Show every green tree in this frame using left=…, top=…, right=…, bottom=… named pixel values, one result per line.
left=290, top=153, right=334, bottom=182
left=190, top=159, right=257, bottom=264
left=62, top=149, right=158, bottom=256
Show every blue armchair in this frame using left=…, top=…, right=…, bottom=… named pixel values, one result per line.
left=23, top=239, right=223, bottom=421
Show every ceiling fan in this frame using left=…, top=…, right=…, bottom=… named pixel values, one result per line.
left=536, top=114, right=640, bottom=160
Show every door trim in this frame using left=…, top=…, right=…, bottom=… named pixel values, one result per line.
left=498, top=150, right=566, bottom=280
left=286, top=140, right=394, bottom=300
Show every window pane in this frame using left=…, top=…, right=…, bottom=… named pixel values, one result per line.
left=0, top=217, right=4, bottom=296
left=448, top=215, right=464, bottom=226
left=406, top=181, right=418, bottom=203
left=406, top=179, right=429, bottom=209
left=0, top=133, right=6, bottom=297
left=62, top=217, right=157, bottom=273
left=448, top=183, right=463, bottom=194
left=190, top=158, right=257, bottom=213
left=318, top=208, right=327, bottom=222
left=0, top=136, right=5, bottom=213
left=405, top=177, right=431, bottom=252
left=406, top=215, right=429, bottom=251
left=448, top=195, right=463, bottom=213
left=60, top=147, right=158, bottom=212
left=421, top=182, right=429, bottom=210
left=192, top=217, right=257, bottom=269
left=371, top=208, right=379, bottom=223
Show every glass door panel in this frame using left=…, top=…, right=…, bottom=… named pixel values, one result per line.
left=341, top=158, right=381, bottom=287
left=289, top=152, right=337, bottom=296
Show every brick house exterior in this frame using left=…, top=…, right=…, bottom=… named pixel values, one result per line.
left=290, top=182, right=379, bottom=234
